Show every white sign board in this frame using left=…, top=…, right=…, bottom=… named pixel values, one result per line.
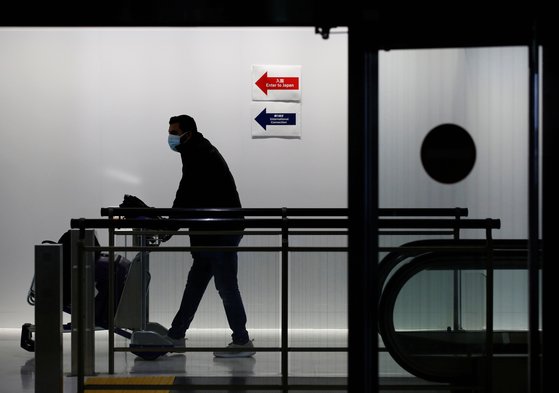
left=251, top=102, right=302, bottom=138
left=252, top=65, right=302, bottom=102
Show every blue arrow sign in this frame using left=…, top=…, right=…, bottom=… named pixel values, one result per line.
left=255, top=108, right=297, bottom=130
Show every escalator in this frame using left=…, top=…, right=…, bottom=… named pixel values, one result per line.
left=378, top=239, right=540, bottom=390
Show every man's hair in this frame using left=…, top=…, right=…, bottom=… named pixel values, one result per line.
left=169, top=115, right=197, bottom=133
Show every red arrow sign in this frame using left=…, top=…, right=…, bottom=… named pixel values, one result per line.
left=255, top=72, right=300, bottom=95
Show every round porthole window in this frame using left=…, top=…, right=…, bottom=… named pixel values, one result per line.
left=420, top=123, right=476, bottom=184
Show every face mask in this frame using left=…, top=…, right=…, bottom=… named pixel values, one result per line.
left=168, top=134, right=181, bottom=152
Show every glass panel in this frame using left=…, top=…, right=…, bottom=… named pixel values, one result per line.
left=378, top=47, right=532, bottom=391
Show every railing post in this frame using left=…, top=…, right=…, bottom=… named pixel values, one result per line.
left=280, top=207, right=289, bottom=392
left=35, top=243, right=63, bottom=393
left=453, top=210, right=462, bottom=331
left=108, top=210, right=115, bottom=374
left=71, top=229, right=96, bottom=382
left=485, top=223, right=494, bottom=393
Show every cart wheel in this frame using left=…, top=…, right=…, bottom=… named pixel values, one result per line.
left=131, top=350, right=166, bottom=360
left=20, top=323, right=35, bottom=352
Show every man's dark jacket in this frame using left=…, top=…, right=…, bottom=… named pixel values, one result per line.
left=172, top=132, right=244, bottom=229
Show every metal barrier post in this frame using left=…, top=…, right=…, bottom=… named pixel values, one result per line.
left=281, top=208, right=289, bottom=391
left=453, top=211, right=462, bottom=331
left=485, top=224, right=494, bottom=393
left=71, top=229, right=96, bottom=377
left=35, top=243, right=63, bottom=393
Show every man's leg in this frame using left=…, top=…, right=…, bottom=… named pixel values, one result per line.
left=168, top=252, right=213, bottom=339
left=211, top=235, right=250, bottom=344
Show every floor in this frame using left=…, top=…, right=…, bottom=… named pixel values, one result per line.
left=5, top=328, right=454, bottom=392
left=6, top=327, right=351, bottom=393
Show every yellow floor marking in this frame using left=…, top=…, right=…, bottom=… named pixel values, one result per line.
left=85, top=375, right=175, bottom=393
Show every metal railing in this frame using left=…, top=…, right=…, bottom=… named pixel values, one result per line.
left=65, top=207, right=500, bottom=392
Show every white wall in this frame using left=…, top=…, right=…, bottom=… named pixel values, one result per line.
left=0, top=27, right=348, bottom=328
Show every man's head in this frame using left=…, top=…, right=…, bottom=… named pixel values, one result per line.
left=168, top=115, right=197, bottom=151
left=169, top=115, right=197, bottom=135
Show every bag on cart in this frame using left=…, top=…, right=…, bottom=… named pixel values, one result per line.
left=27, top=230, right=132, bottom=328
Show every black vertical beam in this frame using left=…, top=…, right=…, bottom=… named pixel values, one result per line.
left=348, top=23, right=379, bottom=393
left=35, top=244, right=63, bottom=393
left=528, top=25, right=541, bottom=393
left=541, top=34, right=556, bottom=393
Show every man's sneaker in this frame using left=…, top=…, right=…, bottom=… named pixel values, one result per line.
left=213, top=340, right=255, bottom=358
left=164, top=335, right=186, bottom=347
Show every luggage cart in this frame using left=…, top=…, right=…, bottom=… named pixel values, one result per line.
left=21, top=195, right=175, bottom=361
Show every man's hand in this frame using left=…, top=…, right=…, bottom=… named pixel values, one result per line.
left=159, top=233, right=173, bottom=243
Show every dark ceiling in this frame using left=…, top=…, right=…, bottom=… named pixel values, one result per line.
left=2, top=1, right=556, bottom=49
